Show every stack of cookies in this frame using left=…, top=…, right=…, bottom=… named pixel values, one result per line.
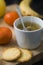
left=2, top=47, right=32, bottom=62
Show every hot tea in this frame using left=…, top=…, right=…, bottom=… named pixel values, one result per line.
left=17, top=22, right=41, bottom=31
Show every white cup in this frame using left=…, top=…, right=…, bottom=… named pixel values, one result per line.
left=14, top=16, right=43, bottom=49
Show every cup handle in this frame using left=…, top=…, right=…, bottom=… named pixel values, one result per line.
left=41, top=29, right=43, bottom=41
left=41, top=20, right=43, bottom=41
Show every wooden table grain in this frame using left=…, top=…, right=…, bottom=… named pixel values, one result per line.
left=0, top=5, right=43, bottom=65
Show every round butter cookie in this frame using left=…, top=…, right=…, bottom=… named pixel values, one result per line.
left=17, top=48, right=32, bottom=62
left=2, top=48, right=21, bottom=61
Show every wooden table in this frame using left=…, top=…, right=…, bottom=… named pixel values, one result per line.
left=0, top=5, right=43, bottom=65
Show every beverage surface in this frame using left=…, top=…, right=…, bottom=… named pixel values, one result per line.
left=17, top=22, right=41, bottom=31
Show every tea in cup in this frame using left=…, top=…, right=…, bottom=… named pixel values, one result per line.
left=14, top=16, right=43, bottom=49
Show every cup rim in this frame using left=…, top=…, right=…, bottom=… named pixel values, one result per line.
left=14, top=16, right=42, bottom=32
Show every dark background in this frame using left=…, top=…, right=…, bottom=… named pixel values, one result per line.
left=5, top=0, right=43, bottom=65
left=5, top=0, right=21, bottom=5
